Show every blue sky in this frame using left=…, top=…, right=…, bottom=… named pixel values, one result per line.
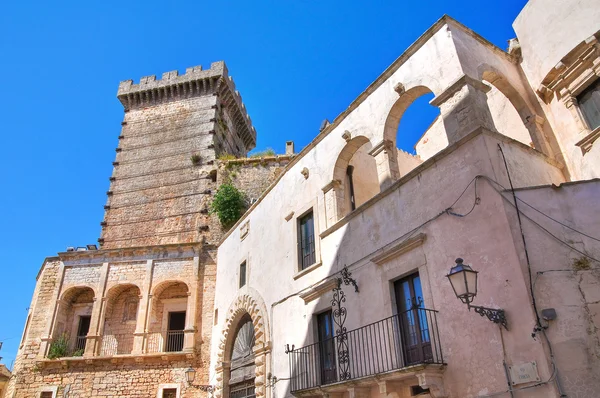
left=0, top=0, right=526, bottom=368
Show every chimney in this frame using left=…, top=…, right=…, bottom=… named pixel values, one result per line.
left=286, top=141, right=295, bottom=155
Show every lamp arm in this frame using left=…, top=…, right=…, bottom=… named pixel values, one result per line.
left=467, top=303, right=508, bottom=330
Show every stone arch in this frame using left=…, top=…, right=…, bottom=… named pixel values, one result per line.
left=215, top=287, right=270, bottom=398
left=53, top=286, right=96, bottom=354
left=383, top=85, right=435, bottom=144
left=100, top=283, right=142, bottom=355
left=477, top=64, right=553, bottom=156
left=60, top=285, right=97, bottom=303
left=146, top=280, right=190, bottom=353
left=324, top=135, right=379, bottom=224
left=151, top=279, right=191, bottom=298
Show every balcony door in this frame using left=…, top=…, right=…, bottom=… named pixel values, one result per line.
left=166, top=311, right=185, bottom=352
left=317, top=310, right=337, bottom=385
left=394, top=273, right=432, bottom=365
left=76, top=315, right=91, bottom=351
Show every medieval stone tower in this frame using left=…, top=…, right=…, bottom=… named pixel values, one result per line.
left=101, top=61, right=256, bottom=249
left=6, top=61, right=263, bottom=398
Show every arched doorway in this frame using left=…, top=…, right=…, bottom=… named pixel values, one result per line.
left=228, top=314, right=256, bottom=398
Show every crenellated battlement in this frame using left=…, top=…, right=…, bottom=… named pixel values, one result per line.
left=117, top=61, right=256, bottom=149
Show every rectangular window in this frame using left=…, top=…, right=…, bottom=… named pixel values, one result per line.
left=577, top=79, right=600, bottom=130
left=162, top=388, right=178, bottom=398
left=40, top=392, right=54, bottom=398
left=298, top=210, right=316, bottom=270
left=239, top=261, right=247, bottom=288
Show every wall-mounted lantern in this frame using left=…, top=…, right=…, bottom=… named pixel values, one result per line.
left=185, top=366, right=214, bottom=392
left=447, top=258, right=508, bottom=330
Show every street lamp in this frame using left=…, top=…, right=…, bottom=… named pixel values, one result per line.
left=447, top=258, right=508, bottom=330
left=185, top=366, right=214, bottom=392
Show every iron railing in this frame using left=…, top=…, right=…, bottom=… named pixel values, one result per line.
left=100, top=334, right=135, bottom=356
left=146, top=330, right=185, bottom=353
left=74, top=336, right=87, bottom=352
left=288, top=308, right=443, bottom=392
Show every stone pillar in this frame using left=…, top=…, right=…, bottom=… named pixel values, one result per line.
left=85, top=262, right=109, bottom=357
left=183, top=256, right=200, bottom=352
left=322, top=180, right=344, bottom=228
left=369, top=139, right=400, bottom=190
left=133, top=259, right=153, bottom=354
left=39, top=264, right=66, bottom=358
left=432, top=75, right=496, bottom=144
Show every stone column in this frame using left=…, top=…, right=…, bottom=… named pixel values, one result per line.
left=183, top=256, right=200, bottom=352
left=322, top=180, right=344, bottom=228
left=432, top=75, right=496, bottom=144
left=133, top=259, right=153, bottom=354
left=369, top=139, right=400, bottom=191
left=39, top=263, right=66, bottom=358
left=84, top=262, right=109, bottom=357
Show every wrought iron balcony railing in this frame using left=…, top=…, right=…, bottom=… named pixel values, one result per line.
left=146, top=330, right=185, bottom=353
left=287, top=308, right=444, bottom=392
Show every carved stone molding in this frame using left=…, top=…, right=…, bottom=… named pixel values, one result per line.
left=215, top=289, right=270, bottom=398
left=371, top=233, right=427, bottom=265
left=576, top=126, right=600, bottom=154
left=416, top=371, right=447, bottom=398
left=298, top=278, right=339, bottom=303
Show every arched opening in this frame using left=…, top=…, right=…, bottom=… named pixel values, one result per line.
left=332, top=136, right=380, bottom=218
left=385, top=86, right=443, bottom=171
left=481, top=70, right=536, bottom=148
left=53, top=286, right=95, bottom=356
left=147, top=281, right=189, bottom=353
left=227, top=314, right=256, bottom=398
left=100, top=284, right=141, bottom=355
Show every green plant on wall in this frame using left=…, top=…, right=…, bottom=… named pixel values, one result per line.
left=250, top=148, right=276, bottom=158
left=191, top=154, right=202, bottom=166
left=210, top=183, right=247, bottom=229
left=47, top=333, right=70, bottom=359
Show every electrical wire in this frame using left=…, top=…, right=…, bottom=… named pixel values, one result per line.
left=480, top=175, right=600, bottom=264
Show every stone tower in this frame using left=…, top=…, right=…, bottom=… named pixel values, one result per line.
left=100, top=61, right=256, bottom=249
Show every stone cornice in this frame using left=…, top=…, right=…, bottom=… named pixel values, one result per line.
left=117, top=61, right=256, bottom=150
left=57, top=241, right=203, bottom=264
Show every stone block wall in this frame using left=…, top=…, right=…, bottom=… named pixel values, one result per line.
left=101, top=62, right=257, bottom=249
left=7, top=246, right=217, bottom=398
left=216, top=156, right=293, bottom=205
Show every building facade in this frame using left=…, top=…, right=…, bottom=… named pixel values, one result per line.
left=7, top=0, right=600, bottom=397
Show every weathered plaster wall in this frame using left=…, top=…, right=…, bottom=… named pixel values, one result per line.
left=212, top=129, right=567, bottom=398
left=513, top=0, right=600, bottom=90
left=486, top=83, right=533, bottom=147
left=415, top=116, right=447, bottom=161
left=502, top=180, right=600, bottom=398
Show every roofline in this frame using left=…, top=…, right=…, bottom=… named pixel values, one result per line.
left=217, top=15, right=513, bottom=244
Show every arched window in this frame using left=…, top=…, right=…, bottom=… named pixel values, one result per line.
left=229, top=315, right=256, bottom=398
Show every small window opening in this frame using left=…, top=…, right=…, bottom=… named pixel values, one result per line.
left=239, top=261, right=247, bottom=288
left=577, top=79, right=600, bottom=130
left=346, top=165, right=356, bottom=211
left=298, top=210, right=316, bottom=270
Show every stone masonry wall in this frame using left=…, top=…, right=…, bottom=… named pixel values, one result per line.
left=216, top=156, right=293, bottom=205
left=7, top=247, right=217, bottom=398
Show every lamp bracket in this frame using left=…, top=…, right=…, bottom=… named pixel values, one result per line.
left=195, top=385, right=215, bottom=392
left=469, top=304, right=508, bottom=330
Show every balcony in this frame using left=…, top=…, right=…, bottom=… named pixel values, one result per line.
left=287, top=308, right=444, bottom=394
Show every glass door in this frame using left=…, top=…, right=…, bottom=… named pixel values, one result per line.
left=317, top=310, right=337, bottom=384
left=394, top=274, right=432, bottom=365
